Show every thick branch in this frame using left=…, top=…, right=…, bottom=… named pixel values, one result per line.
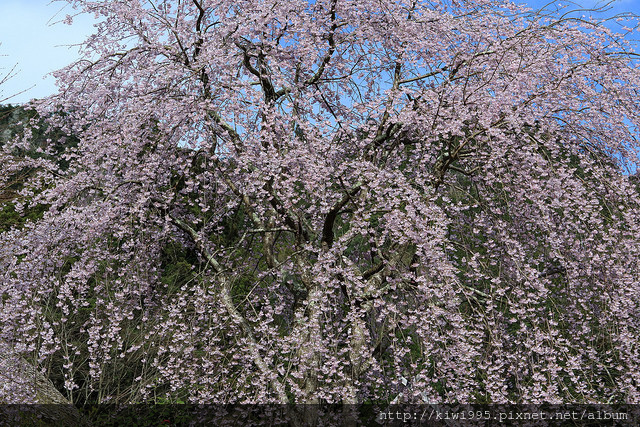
left=236, top=41, right=279, bottom=102
left=168, top=213, right=289, bottom=403
left=267, top=193, right=311, bottom=242
left=361, top=261, right=384, bottom=281
left=304, top=0, right=338, bottom=86
left=169, top=213, right=223, bottom=273
left=321, top=185, right=361, bottom=250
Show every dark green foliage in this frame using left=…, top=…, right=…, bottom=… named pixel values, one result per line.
left=160, top=241, right=198, bottom=294
left=0, top=104, right=78, bottom=231
left=0, top=103, right=79, bottom=161
left=0, top=201, right=48, bottom=232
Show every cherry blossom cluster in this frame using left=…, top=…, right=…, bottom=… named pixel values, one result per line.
left=1, top=0, right=639, bottom=406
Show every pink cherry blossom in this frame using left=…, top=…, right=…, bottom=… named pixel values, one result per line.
left=1, top=0, right=640, bottom=407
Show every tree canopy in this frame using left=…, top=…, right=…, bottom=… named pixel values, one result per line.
left=1, top=0, right=640, bottom=409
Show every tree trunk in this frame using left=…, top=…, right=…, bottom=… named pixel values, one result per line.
left=0, top=341, right=91, bottom=426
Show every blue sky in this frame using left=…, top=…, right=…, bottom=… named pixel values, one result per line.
left=0, top=0, right=639, bottom=104
left=0, top=0, right=96, bottom=104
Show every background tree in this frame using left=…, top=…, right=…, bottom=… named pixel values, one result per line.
left=0, top=54, right=89, bottom=424
left=1, top=0, right=640, bottom=408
